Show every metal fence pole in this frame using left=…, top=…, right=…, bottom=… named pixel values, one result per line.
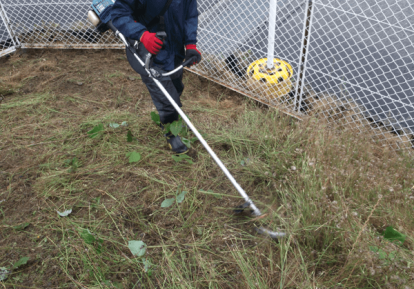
left=266, top=0, right=278, bottom=69
left=293, top=0, right=315, bottom=112
left=0, top=0, right=18, bottom=46
left=297, top=0, right=316, bottom=113
left=0, top=0, right=19, bottom=57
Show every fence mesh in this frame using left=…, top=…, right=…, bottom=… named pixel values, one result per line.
left=1, top=0, right=122, bottom=49
left=304, top=0, right=414, bottom=148
left=300, top=0, right=414, bottom=151
left=0, top=0, right=413, bottom=152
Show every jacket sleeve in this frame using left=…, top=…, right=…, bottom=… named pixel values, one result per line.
left=184, top=0, right=198, bottom=45
left=111, top=0, right=147, bottom=40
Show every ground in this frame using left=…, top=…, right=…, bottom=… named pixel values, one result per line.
left=0, top=49, right=413, bottom=289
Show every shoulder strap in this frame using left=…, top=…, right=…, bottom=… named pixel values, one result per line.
left=135, top=0, right=146, bottom=15
left=134, top=0, right=147, bottom=24
left=146, top=0, right=173, bottom=31
left=159, top=0, right=173, bottom=17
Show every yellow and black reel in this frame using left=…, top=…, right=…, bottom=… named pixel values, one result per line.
left=246, top=58, right=293, bottom=100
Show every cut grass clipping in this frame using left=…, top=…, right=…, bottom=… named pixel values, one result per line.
left=0, top=50, right=413, bottom=288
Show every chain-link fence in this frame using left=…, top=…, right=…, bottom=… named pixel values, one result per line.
left=1, top=0, right=413, bottom=152
left=298, top=0, right=414, bottom=151
left=0, top=0, right=121, bottom=49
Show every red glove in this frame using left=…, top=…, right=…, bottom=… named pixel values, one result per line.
left=185, top=44, right=202, bottom=66
left=140, top=31, right=163, bottom=55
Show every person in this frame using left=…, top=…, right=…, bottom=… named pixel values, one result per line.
left=111, top=0, right=201, bottom=154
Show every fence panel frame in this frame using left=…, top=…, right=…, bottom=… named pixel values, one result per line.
left=0, top=0, right=19, bottom=57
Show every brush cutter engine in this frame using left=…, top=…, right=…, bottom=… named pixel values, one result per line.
left=87, top=0, right=115, bottom=32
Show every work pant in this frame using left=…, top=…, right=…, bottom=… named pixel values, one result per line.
left=141, top=69, right=184, bottom=124
left=132, top=41, right=185, bottom=124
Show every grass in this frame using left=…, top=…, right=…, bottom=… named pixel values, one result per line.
left=0, top=49, right=413, bottom=288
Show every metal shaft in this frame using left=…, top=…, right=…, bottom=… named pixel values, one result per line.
left=155, top=77, right=286, bottom=238
left=115, top=30, right=262, bottom=216
left=152, top=78, right=262, bottom=217
left=112, top=26, right=286, bottom=235
left=267, top=0, right=277, bottom=69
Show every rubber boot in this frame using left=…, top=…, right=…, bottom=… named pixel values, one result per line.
left=165, top=132, right=189, bottom=154
left=160, top=123, right=189, bottom=154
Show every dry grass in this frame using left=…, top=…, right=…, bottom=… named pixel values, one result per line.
left=0, top=49, right=413, bottom=288
left=196, top=52, right=414, bottom=153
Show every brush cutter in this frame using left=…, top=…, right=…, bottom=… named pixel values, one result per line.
left=87, top=2, right=285, bottom=239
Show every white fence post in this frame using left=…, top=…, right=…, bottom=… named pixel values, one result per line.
left=0, top=0, right=18, bottom=57
left=267, top=0, right=277, bottom=69
left=295, top=0, right=316, bottom=112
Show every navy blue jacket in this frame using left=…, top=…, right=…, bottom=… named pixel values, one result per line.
left=111, top=0, right=198, bottom=71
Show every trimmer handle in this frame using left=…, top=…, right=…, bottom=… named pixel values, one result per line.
left=144, top=55, right=196, bottom=76
left=182, top=56, right=197, bottom=68
left=145, top=53, right=153, bottom=71
left=145, top=31, right=167, bottom=71
left=106, top=22, right=191, bottom=78
left=156, top=31, right=167, bottom=42
left=156, top=31, right=167, bottom=51
left=106, top=21, right=117, bottom=34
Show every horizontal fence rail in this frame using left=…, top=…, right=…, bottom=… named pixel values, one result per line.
left=0, top=0, right=413, bottom=153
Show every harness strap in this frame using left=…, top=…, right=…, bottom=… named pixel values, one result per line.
left=145, top=0, right=173, bottom=31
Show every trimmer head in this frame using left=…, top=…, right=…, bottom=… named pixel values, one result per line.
left=256, top=227, right=286, bottom=239
left=234, top=202, right=286, bottom=239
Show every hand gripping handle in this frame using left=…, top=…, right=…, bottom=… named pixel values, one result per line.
left=182, top=56, right=197, bottom=68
